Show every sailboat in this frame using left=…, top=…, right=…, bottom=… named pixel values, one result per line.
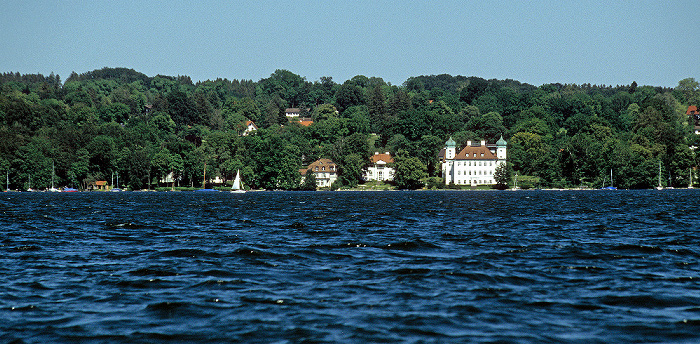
left=27, top=174, right=35, bottom=192
left=230, top=170, right=245, bottom=193
left=111, top=171, right=123, bottom=192
left=196, top=162, right=219, bottom=192
left=601, top=169, right=617, bottom=190
left=656, top=161, right=664, bottom=190
left=689, top=167, right=694, bottom=189
left=49, top=161, right=60, bottom=192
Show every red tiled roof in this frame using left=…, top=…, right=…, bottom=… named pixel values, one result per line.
left=304, top=158, right=336, bottom=173
left=687, top=106, right=698, bottom=115
left=454, top=145, right=497, bottom=160
left=370, top=153, right=393, bottom=164
left=299, top=120, right=313, bottom=127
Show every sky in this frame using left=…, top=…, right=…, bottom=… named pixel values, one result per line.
left=1, top=1, right=698, bottom=87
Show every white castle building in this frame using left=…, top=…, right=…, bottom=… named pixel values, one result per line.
left=440, top=136, right=507, bottom=186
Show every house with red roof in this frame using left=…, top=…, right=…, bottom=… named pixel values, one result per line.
left=365, top=152, right=394, bottom=181
left=242, top=120, right=258, bottom=136
left=441, top=136, right=507, bottom=186
left=300, top=158, right=337, bottom=188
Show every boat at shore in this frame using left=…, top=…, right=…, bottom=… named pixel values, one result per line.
left=656, top=161, right=664, bottom=190
left=601, top=169, right=617, bottom=190
left=231, top=170, right=245, bottom=193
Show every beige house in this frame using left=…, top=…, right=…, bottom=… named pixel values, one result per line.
left=300, top=158, right=338, bottom=188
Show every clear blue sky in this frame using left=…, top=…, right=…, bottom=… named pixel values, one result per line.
left=2, top=1, right=698, bottom=87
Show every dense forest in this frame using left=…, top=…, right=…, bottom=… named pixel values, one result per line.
left=1, top=67, right=698, bottom=190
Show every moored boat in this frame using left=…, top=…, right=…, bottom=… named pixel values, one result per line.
left=231, top=170, right=245, bottom=193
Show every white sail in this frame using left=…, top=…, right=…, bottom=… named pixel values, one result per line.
left=231, top=170, right=245, bottom=193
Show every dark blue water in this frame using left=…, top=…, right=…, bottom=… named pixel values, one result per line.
left=2, top=190, right=700, bottom=343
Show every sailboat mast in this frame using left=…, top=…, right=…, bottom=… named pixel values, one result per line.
left=202, top=162, right=207, bottom=189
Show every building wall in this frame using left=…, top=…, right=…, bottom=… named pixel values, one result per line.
left=443, top=159, right=504, bottom=185
left=442, top=138, right=507, bottom=186
left=313, top=171, right=337, bottom=187
left=303, top=158, right=338, bottom=188
left=365, top=164, right=394, bottom=181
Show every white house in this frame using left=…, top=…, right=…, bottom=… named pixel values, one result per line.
left=300, top=158, right=338, bottom=188
left=365, top=152, right=394, bottom=181
left=441, top=136, right=507, bottom=186
left=285, top=108, right=310, bottom=118
left=242, top=120, right=258, bottom=136
left=285, top=108, right=301, bottom=118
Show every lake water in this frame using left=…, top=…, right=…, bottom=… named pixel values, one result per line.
left=2, top=190, right=700, bottom=343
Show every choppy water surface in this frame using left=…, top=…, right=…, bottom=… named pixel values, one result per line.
left=2, top=190, right=700, bottom=343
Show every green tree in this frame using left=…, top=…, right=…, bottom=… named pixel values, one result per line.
left=335, top=82, right=365, bottom=113
left=676, top=78, right=699, bottom=104
left=300, top=169, right=317, bottom=190
left=460, top=77, right=488, bottom=104
left=494, top=162, right=512, bottom=190
left=312, top=103, right=338, bottom=122
left=393, top=151, right=427, bottom=190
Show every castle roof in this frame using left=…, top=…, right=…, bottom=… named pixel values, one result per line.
left=454, top=145, right=498, bottom=160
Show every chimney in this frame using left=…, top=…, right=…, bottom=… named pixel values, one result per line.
left=375, top=152, right=379, bottom=155
left=480, top=140, right=486, bottom=146
left=467, top=140, right=472, bottom=146
left=385, top=152, right=390, bottom=155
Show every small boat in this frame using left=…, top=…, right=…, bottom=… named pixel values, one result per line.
left=195, top=188, right=219, bottom=192
left=196, top=162, right=219, bottom=192
left=601, top=169, right=617, bottom=190
left=63, top=187, right=78, bottom=192
left=656, top=161, right=663, bottom=190
left=49, top=161, right=60, bottom=192
left=230, top=170, right=245, bottom=193
left=111, top=171, right=123, bottom=192
left=27, top=175, right=35, bottom=192
left=689, top=167, right=694, bottom=189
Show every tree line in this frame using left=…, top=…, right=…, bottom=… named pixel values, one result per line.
left=1, top=67, right=698, bottom=190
